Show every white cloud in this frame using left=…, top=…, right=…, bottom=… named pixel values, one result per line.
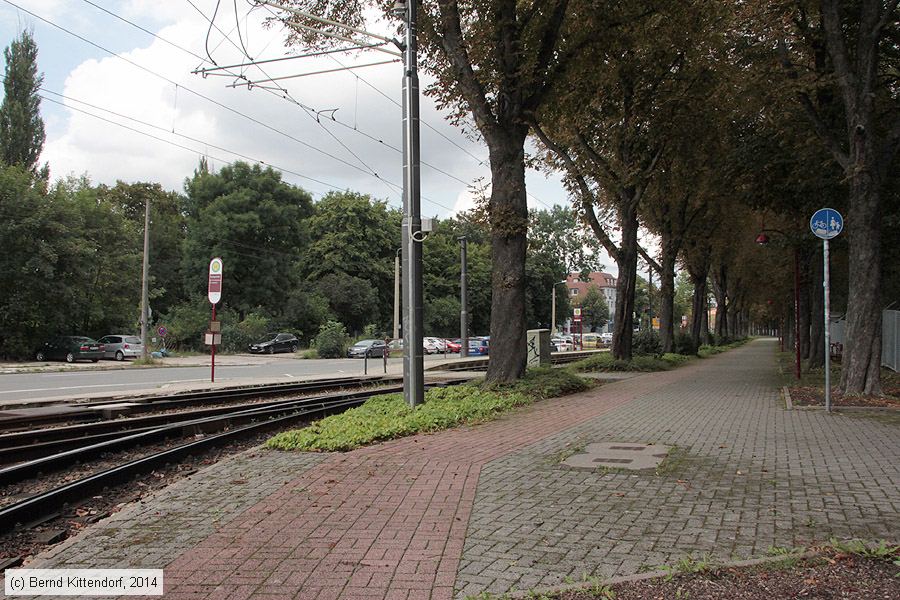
left=36, top=1, right=554, bottom=218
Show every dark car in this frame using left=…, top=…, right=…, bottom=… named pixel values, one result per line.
left=347, top=339, right=387, bottom=358
left=249, top=333, right=299, bottom=354
left=35, top=336, right=105, bottom=363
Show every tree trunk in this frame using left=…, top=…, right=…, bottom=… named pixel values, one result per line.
left=689, top=263, right=709, bottom=349
left=485, top=132, right=529, bottom=383
left=839, top=167, right=883, bottom=395
left=807, top=244, right=825, bottom=369
left=658, top=242, right=678, bottom=354
left=798, top=248, right=812, bottom=359
left=712, top=265, right=727, bottom=339
left=612, top=203, right=639, bottom=361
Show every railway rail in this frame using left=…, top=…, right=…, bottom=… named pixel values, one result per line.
left=0, top=381, right=460, bottom=535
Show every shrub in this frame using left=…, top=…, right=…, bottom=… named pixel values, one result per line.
left=633, top=329, right=662, bottom=356
left=673, top=333, right=698, bottom=356
left=300, top=348, right=318, bottom=359
left=220, top=313, right=270, bottom=353
left=266, top=370, right=592, bottom=452
left=315, top=320, right=349, bottom=358
left=361, top=323, right=383, bottom=339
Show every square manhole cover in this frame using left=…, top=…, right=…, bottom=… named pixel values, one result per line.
left=564, top=442, right=670, bottom=470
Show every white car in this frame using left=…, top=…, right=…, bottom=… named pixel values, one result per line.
left=551, top=337, right=573, bottom=352
left=600, top=332, right=614, bottom=345
left=423, top=337, right=446, bottom=354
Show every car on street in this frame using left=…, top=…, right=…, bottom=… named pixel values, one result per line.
left=35, top=336, right=105, bottom=363
left=467, top=337, right=490, bottom=356
left=249, top=333, right=299, bottom=354
left=600, top=332, right=614, bottom=345
left=347, top=339, right=387, bottom=358
left=582, top=333, right=601, bottom=349
left=445, top=339, right=461, bottom=353
left=424, top=337, right=447, bottom=354
left=97, top=334, right=144, bottom=361
left=551, top=336, right=573, bottom=352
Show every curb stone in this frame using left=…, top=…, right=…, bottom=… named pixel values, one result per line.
left=505, top=551, right=820, bottom=599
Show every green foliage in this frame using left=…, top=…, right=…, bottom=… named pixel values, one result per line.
left=314, top=320, right=349, bottom=358
left=829, top=539, right=899, bottom=563
left=633, top=329, right=662, bottom=356
left=164, top=299, right=210, bottom=351
left=569, top=352, right=691, bottom=373
left=580, top=286, right=610, bottom=331
left=300, top=348, right=318, bottom=359
left=267, top=370, right=591, bottom=452
left=0, top=30, right=45, bottom=175
left=302, top=191, right=400, bottom=331
left=182, top=161, right=313, bottom=318
left=673, top=333, right=698, bottom=356
left=491, top=367, right=590, bottom=400
left=220, top=313, right=271, bottom=353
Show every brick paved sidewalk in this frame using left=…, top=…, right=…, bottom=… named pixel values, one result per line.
left=12, top=339, right=899, bottom=600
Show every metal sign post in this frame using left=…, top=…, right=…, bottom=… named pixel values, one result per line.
left=207, top=257, right=223, bottom=383
left=810, top=208, right=843, bottom=412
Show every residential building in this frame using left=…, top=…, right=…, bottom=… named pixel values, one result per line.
left=565, top=272, right=617, bottom=333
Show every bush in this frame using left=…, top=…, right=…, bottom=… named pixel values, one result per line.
left=266, top=370, right=592, bottom=452
left=673, top=333, right=698, bottom=356
left=163, top=300, right=210, bottom=351
left=300, top=348, right=318, bottom=359
left=633, top=329, right=662, bottom=356
left=220, top=312, right=270, bottom=353
left=315, top=320, right=349, bottom=358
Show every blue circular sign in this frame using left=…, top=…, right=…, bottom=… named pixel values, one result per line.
left=810, top=208, right=843, bottom=240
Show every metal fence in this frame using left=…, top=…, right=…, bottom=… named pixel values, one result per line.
left=884, top=310, right=900, bottom=372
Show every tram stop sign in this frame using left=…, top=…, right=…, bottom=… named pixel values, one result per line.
left=208, top=257, right=223, bottom=304
left=810, top=208, right=843, bottom=240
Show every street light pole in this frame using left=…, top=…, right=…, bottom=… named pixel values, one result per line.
left=551, top=279, right=567, bottom=334
left=399, top=0, right=424, bottom=407
left=140, top=195, right=150, bottom=360
left=393, top=248, right=401, bottom=341
left=459, top=236, right=468, bottom=358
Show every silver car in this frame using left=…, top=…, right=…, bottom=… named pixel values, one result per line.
left=97, top=334, right=144, bottom=361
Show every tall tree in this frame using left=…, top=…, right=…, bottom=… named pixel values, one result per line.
left=532, top=2, right=710, bottom=360
left=183, top=162, right=313, bottom=319
left=765, top=0, right=900, bottom=394
left=275, top=0, right=606, bottom=382
left=0, top=30, right=46, bottom=176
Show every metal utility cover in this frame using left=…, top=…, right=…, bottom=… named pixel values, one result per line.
left=563, top=442, right=670, bottom=470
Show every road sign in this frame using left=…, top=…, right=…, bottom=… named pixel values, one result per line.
left=573, top=308, right=582, bottom=317
left=810, top=208, right=843, bottom=240
left=157, top=326, right=167, bottom=338
left=208, top=257, right=223, bottom=304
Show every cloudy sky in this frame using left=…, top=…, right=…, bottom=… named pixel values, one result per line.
left=0, top=0, right=578, bottom=219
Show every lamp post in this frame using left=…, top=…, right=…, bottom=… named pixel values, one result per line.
left=756, top=229, right=801, bottom=381
left=551, top=279, right=568, bottom=334
left=458, top=236, right=468, bottom=357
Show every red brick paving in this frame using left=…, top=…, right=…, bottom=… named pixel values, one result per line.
left=162, top=365, right=701, bottom=599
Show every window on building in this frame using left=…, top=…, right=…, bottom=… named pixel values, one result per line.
left=570, top=288, right=579, bottom=296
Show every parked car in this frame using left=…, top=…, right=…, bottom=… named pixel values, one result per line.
left=97, top=334, right=144, bottom=361
left=445, top=339, right=461, bottom=353
left=551, top=336, right=573, bottom=352
left=35, top=336, right=104, bottom=363
left=467, top=338, right=490, bottom=356
left=249, top=333, right=299, bottom=354
left=600, top=332, right=614, bottom=345
left=582, top=333, right=601, bottom=349
left=347, top=339, right=387, bottom=358
left=423, top=337, right=444, bottom=354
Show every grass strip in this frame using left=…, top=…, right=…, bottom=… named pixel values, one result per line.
left=267, top=368, right=589, bottom=452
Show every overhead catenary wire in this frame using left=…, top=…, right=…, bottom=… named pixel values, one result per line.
left=74, top=0, right=499, bottom=208
left=2, top=0, right=411, bottom=203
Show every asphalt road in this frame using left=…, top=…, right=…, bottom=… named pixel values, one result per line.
left=0, top=353, right=466, bottom=405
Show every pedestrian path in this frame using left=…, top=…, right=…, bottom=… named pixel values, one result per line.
left=16, top=340, right=900, bottom=599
